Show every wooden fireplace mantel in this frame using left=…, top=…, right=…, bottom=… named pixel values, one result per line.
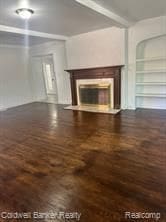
left=66, top=65, right=124, bottom=109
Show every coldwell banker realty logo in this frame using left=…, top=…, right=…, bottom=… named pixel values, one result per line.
left=0, top=211, right=81, bottom=221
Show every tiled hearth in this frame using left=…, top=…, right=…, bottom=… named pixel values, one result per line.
left=64, top=105, right=120, bottom=114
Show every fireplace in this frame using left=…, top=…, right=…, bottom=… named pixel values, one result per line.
left=76, top=78, right=114, bottom=110
left=66, top=66, right=123, bottom=110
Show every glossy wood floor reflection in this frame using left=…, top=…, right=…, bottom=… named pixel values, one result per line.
left=0, top=103, right=165, bottom=222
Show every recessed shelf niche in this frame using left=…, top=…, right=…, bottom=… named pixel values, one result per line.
left=136, top=35, right=166, bottom=109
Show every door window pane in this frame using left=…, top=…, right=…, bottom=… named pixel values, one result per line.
left=46, top=64, right=53, bottom=91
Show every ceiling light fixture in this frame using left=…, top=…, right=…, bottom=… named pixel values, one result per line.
left=16, top=8, right=34, bottom=19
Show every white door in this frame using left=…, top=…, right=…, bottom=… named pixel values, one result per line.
left=43, top=56, right=57, bottom=95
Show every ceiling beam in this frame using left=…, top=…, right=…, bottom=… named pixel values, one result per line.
left=0, top=25, right=68, bottom=40
left=75, top=0, right=133, bottom=27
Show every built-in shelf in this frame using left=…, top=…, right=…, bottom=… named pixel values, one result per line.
left=136, top=93, right=166, bottom=98
left=136, top=82, right=166, bottom=85
left=136, top=70, right=166, bottom=74
left=136, top=35, right=166, bottom=109
left=136, top=56, right=166, bottom=62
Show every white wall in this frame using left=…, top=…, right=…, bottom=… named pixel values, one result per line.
left=0, top=41, right=71, bottom=110
left=30, top=41, right=71, bottom=104
left=128, top=16, right=166, bottom=109
left=0, top=45, right=32, bottom=110
left=66, top=27, right=125, bottom=69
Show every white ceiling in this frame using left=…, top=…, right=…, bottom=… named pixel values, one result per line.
left=0, top=0, right=116, bottom=36
left=94, top=0, right=166, bottom=22
left=0, top=0, right=165, bottom=36
left=0, top=0, right=166, bottom=46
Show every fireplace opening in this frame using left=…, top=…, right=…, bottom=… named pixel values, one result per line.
left=76, top=78, right=114, bottom=110
left=79, top=83, right=112, bottom=110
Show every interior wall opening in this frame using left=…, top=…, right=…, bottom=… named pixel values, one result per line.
left=31, top=54, right=58, bottom=104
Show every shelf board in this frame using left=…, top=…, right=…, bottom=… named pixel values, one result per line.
left=136, top=70, right=166, bottom=74
left=136, top=57, right=166, bottom=62
left=136, top=82, right=166, bottom=85
left=136, top=93, right=166, bottom=98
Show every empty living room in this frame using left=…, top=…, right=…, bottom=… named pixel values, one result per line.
left=0, top=0, right=166, bottom=221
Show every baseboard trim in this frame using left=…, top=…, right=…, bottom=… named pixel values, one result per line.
left=0, top=107, right=7, bottom=112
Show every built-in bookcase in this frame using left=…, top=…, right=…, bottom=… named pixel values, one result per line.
left=136, top=35, right=166, bottom=109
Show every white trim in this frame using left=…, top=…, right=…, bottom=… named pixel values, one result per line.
left=0, top=100, right=37, bottom=111
left=0, top=107, right=7, bottom=111
left=124, top=28, right=128, bottom=109
left=0, top=25, right=68, bottom=41
left=75, top=0, right=133, bottom=27
left=0, top=44, right=29, bottom=49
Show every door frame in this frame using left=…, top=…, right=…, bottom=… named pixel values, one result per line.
left=32, top=53, right=58, bottom=102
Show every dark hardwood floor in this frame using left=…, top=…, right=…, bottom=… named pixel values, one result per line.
left=0, top=102, right=165, bottom=222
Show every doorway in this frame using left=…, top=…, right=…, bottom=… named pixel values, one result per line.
left=31, top=54, right=58, bottom=104
left=42, top=55, right=58, bottom=104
